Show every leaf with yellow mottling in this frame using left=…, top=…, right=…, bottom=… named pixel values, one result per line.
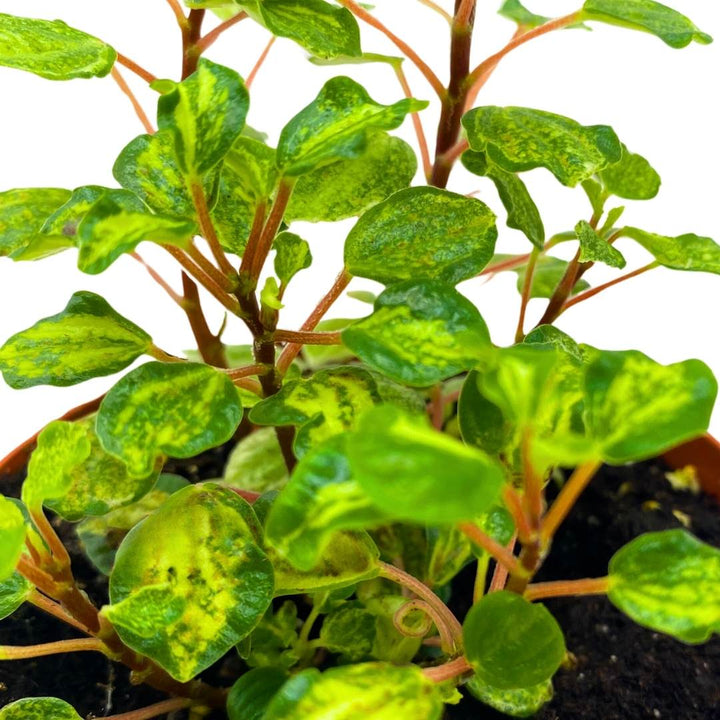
left=105, top=483, right=274, bottom=682
left=0, top=572, right=32, bottom=620
left=620, top=227, right=720, bottom=274
left=575, top=220, right=626, bottom=268
left=0, top=496, right=26, bottom=581
left=250, top=366, right=382, bottom=456
left=608, top=529, right=720, bottom=643
left=263, top=662, right=443, bottom=720
left=343, top=281, right=491, bottom=387
left=467, top=675, right=554, bottom=718
left=0, top=291, right=153, bottom=389
left=0, top=698, right=82, bottom=720
left=599, top=145, right=661, bottom=200
left=158, top=58, right=249, bottom=176
left=96, top=362, right=243, bottom=477
left=0, top=13, right=116, bottom=80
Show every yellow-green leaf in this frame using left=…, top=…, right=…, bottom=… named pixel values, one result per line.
left=224, top=428, right=288, bottom=494
left=0, top=13, right=116, bottom=80
left=348, top=406, right=506, bottom=524
left=263, top=663, right=443, bottom=720
left=277, top=76, right=427, bottom=176
left=621, top=227, right=720, bottom=274
left=464, top=591, right=565, bottom=690
left=467, top=675, right=554, bottom=718
left=286, top=133, right=417, bottom=223
left=158, top=58, right=249, bottom=175
left=96, top=362, right=243, bottom=477
left=0, top=698, right=82, bottom=720
left=274, top=232, right=312, bottom=287
left=345, top=187, right=497, bottom=285
left=0, top=291, right=153, bottom=389
left=0, top=496, right=26, bottom=581
left=576, top=219, right=626, bottom=268
left=250, top=366, right=381, bottom=456
left=228, top=667, right=288, bottom=720
left=599, top=145, right=661, bottom=200
left=608, top=529, right=720, bottom=643
left=0, top=572, right=33, bottom=621
left=105, top=483, right=274, bottom=682
left=463, top=106, right=622, bottom=187
left=77, top=194, right=197, bottom=274
left=342, top=281, right=491, bottom=387
left=581, top=0, right=712, bottom=48
left=0, top=187, right=71, bottom=257
left=498, top=0, right=550, bottom=29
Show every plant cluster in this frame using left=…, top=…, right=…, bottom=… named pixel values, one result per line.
left=1, top=1, right=719, bottom=719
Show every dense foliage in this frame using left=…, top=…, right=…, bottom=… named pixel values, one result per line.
left=0, top=1, right=719, bottom=718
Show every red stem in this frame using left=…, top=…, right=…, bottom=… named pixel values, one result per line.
left=196, top=11, right=249, bottom=53
left=247, top=36, right=277, bottom=88
left=115, top=53, right=157, bottom=84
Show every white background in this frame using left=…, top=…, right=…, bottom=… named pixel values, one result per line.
left=0, top=0, right=718, bottom=457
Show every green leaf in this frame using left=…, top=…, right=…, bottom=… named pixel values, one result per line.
left=224, top=136, right=279, bottom=201
left=228, top=667, right=288, bottom=720
left=250, top=366, right=382, bottom=456
left=464, top=591, right=566, bottom=689
left=286, top=133, right=417, bottom=223
left=463, top=106, right=622, bottom=187
left=599, top=145, right=661, bottom=200
left=621, top=227, right=720, bottom=274
left=0, top=496, right=26, bottom=581
left=274, top=232, right=312, bottom=286
left=467, top=675, right=553, bottom=718
left=524, top=325, right=584, bottom=362
left=271, top=529, right=379, bottom=596
left=28, top=417, right=159, bottom=521
left=0, top=698, right=82, bottom=720
left=580, top=0, right=713, bottom=48
left=76, top=474, right=190, bottom=575
left=0, top=13, right=116, bottom=80
left=243, top=0, right=361, bottom=59
left=97, top=362, right=243, bottom=477
left=224, top=428, right=288, bottom=494
left=0, top=572, right=33, bottom=621
left=105, top=483, right=273, bottom=682
left=608, top=529, right=720, bottom=643
left=265, top=435, right=387, bottom=571
left=462, top=150, right=544, bottom=249
left=585, top=350, right=717, bottom=464
left=345, top=187, right=497, bottom=285
left=0, top=291, right=152, bottom=389
left=277, top=76, right=427, bottom=176
left=498, top=0, right=550, bottom=28
left=348, top=406, right=506, bottom=524
left=263, top=663, right=443, bottom=720
left=342, top=281, right=491, bottom=387
left=575, top=219, right=626, bottom=268
left=0, top=188, right=71, bottom=257
left=77, top=194, right=197, bottom=274
left=458, top=370, right=511, bottom=456
left=158, top=58, right=249, bottom=175
left=240, top=600, right=300, bottom=670
left=425, top=526, right=474, bottom=588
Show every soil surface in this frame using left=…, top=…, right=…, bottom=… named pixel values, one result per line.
left=1, top=451, right=719, bottom=719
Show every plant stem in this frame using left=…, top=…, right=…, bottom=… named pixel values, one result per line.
left=273, top=329, right=343, bottom=345
left=277, top=268, right=352, bottom=374
left=147, top=346, right=186, bottom=363
left=458, top=522, right=522, bottom=576
left=30, top=509, right=71, bottom=571
left=186, top=243, right=237, bottom=293
left=430, top=0, right=476, bottom=187
left=182, top=9, right=206, bottom=77
left=190, top=183, right=239, bottom=284
left=393, top=62, right=432, bottom=180
left=472, top=556, right=490, bottom=602
left=502, top=485, right=534, bottom=544
left=423, top=656, right=472, bottom=683
left=115, top=53, right=157, bottom=84
left=525, top=577, right=610, bottom=602
left=165, top=0, right=189, bottom=30
left=27, top=591, right=91, bottom=634
left=110, top=68, right=154, bottom=133
left=336, top=0, right=445, bottom=98
left=395, top=600, right=455, bottom=653
left=515, top=247, right=539, bottom=342
left=105, top=698, right=193, bottom=720
left=298, top=604, right=322, bottom=646
left=196, top=12, right=249, bottom=53
left=481, top=253, right=532, bottom=275
left=226, top=364, right=270, bottom=380
left=429, top=384, right=445, bottom=430
left=560, top=262, right=659, bottom=314
left=379, top=562, right=464, bottom=652
left=417, top=0, right=453, bottom=23
left=0, top=637, right=105, bottom=660
left=535, top=249, right=583, bottom=328
left=130, top=253, right=186, bottom=308
left=247, top=36, right=277, bottom=88
left=541, top=461, right=602, bottom=543
left=180, top=273, right=228, bottom=367
left=489, top=533, right=517, bottom=593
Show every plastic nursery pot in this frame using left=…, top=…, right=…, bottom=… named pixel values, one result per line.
left=663, top=433, right=720, bottom=502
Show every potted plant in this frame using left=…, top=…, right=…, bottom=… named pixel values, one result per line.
left=0, top=1, right=719, bottom=718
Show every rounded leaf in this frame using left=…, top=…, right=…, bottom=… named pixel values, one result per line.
left=97, top=362, right=243, bottom=477
left=105, top=483, right=274, bottom=682
left=345, top=187, right=497, bottom=285
left=467, top=675, right=553, bottom=718
left=228, top=667, right=288, bottom=720
left=0, top=698, right=81, bottom=720
left=621, top=227, right=720, bottom=275
left=608, top=529, right=720, bottom=643
left=0, top=572, right=33, bottom=620
left=464, top=591, right=566, bottom=690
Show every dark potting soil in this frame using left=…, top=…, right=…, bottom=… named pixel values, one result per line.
left=1, top=449, right=719, bottom=719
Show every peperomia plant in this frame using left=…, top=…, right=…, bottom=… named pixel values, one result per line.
left=0, top=1, right=719, bottom=718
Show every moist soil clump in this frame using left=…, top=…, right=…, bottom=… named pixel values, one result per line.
left=2, top=450, right=719, bottom=719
